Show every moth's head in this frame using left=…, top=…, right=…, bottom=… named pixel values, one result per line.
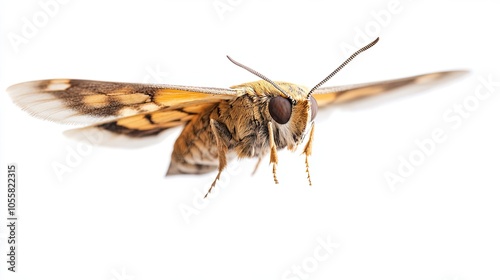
left=247, top=81, right=318, bottom=125
left=267, top=83, right=318, bottom=125
left=267, top=86, right=318, bottom=145
left=226, top=55, right=321, bottom=129
left=237, top=80, right=318, bottom=145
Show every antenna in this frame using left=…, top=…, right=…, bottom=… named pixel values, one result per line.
left=307, top=37, right=380, bottom=98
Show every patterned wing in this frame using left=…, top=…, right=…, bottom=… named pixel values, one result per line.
left=312, top=70, right=468, bottom=107
left=8, top=79, right=243, bottom=137
left=92, top=103, right=218, bottom=137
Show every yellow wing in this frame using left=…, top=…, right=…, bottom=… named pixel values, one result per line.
left=312, top=70, right=468, bottom=107
left=8, top=79, right=244, bottom=137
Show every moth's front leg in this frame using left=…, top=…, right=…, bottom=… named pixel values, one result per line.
left=267, top=121, right=279, bottom=184
left=302, top=122, right=315, bottom=186
left=251, top=156, right=263, bottom=176
left=205, top=119, right=231, bottom=198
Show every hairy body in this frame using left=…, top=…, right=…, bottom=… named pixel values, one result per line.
left=167, top=82, right=313, bottom=176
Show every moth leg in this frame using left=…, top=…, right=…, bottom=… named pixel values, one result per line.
left=205, top=119, right=231, bottom=198
left=302, top=122, right=315, bottom=186
left=251, top=157, right=263, bottom=176
left=267, top=121, right=279, bottom=184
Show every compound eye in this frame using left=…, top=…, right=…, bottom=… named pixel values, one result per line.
left=310, top=96, right=318, bottom=121
left=269, top=96, right=292, bottom=124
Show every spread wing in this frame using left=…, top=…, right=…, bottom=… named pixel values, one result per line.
left=312, top=70, right=468, bottom=107
left=8, top=79, right=243, bottom=137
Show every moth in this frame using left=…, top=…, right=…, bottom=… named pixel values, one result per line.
left=7, top=38, right=465, bottom=197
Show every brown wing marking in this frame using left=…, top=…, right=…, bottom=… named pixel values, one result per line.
left=94, top=103, right=218, bottom=137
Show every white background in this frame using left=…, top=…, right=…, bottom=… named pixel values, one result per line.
left=1, top=0, right=500, bottom=279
